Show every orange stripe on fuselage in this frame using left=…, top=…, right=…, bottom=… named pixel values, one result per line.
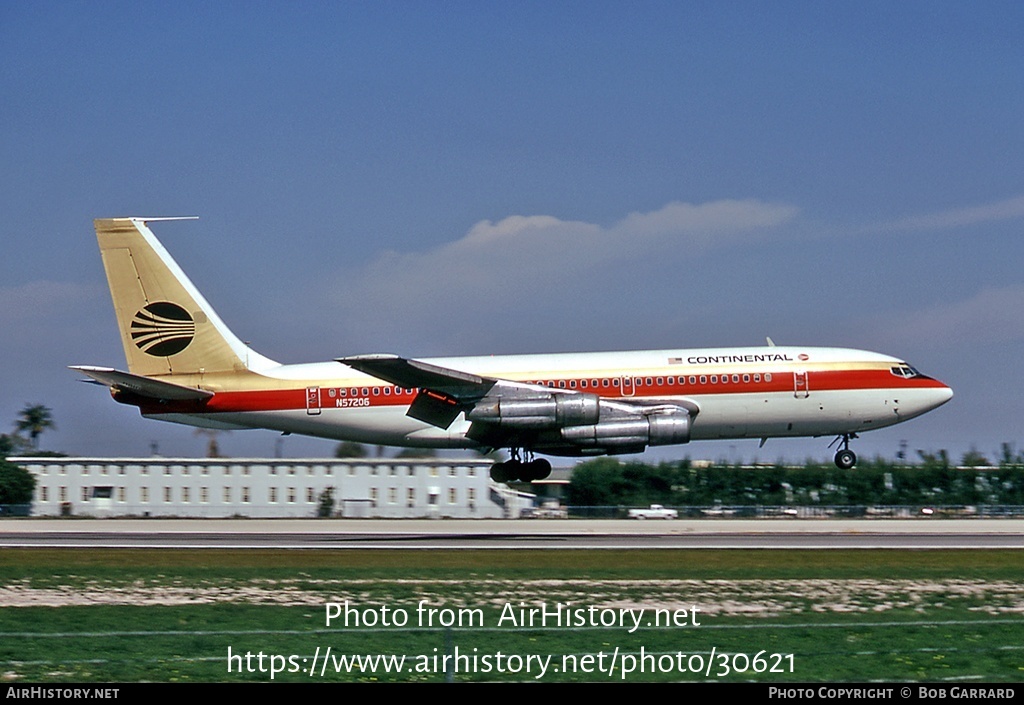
left=132, top=366, right=946, bottom=416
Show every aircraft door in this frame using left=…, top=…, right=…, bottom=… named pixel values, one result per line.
left=793, top=371, right=810, bottom=398
left=306, top=386, right=322, bottom=415
left=621, top=376, right=635, bottom=397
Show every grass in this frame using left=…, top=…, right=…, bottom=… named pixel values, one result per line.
left=1, top=548, right=1022, bottom=682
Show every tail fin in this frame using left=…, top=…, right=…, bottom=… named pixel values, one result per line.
left=94, top=217, right=278, bottom=377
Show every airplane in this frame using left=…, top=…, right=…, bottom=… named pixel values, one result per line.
left=72, top=217, right=953, bottom=481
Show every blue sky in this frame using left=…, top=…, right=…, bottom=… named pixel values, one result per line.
left=2, top=2, right=1022, bottom=463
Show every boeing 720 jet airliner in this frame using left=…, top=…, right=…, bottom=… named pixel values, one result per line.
left=73, top=217, right=953, bottom=481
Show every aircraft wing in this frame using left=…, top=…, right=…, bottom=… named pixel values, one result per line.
left=336, top=354, right=497, bottom=400
left=337, top=355, right=700, bottom=453
left=70, top=365, right=215, bottom=401
left=337, top=354, right=500, bottom=428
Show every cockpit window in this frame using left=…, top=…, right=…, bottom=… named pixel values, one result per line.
left=890, top=364, right=920, bottom=378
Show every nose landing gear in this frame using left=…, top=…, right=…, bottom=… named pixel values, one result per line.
left=830, top=433, right=858, bottom=469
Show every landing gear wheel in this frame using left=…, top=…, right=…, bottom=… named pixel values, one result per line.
left=835, top=449, right=857, bottom=469
left=520, top=458, right=551, bottom=482
left=490, top=451, right=551, bottom=483
left=490, top=462, right=511, bottom=483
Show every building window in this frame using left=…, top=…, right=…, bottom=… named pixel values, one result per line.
left=182, top=487, right=190, bottom=503
left=59, top=487, right=67, bottom=501
left=118, top=487, right=126, bottom=502
left=388, top=487, right=397, bottom=504
left=40, top=487, right=48, bottom=502
left=269, top=487, right=278, bottom=503
left=141, top=487, right=149, bottom=502
left=448, top=488, right=457, bottom=504
left=224, top=487, right=231, bottom=503
left=200, top=487, right=208, bottom=503
left=242, top=487, right=250, bottom=503
left=369, top=487, right=377, bottom=508
left=164, top=487, right=172, bottom=502
left=287, top=487, right=295, bottom=503
left=307, top=488, right=315, bottom=503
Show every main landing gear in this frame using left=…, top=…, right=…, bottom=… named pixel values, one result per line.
left=830, top=433, right=858, bottom=469
left=490, top=449, right=552, bottom=483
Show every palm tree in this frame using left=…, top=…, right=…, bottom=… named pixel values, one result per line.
left=15, top=404, right=55, bottom=450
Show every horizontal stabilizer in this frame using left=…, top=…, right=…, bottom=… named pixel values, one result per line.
left=69, top=365, right=215, bottom=401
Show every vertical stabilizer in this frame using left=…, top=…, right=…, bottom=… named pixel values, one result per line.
left=94, top=217, right=277, bottom=377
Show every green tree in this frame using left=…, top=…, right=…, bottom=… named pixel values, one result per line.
left=0, top=434, right=30, bottom=459
left=335, top=441, right=368, bottom=458
left=15, top=405, right=55, bottom=450
left=0, top=459, right=36, bottom=504
left=394, top=447, right=437, bottom=458
left=317, top=487, right=335, bottom=518
left=961, top=446, right=991, bottom=467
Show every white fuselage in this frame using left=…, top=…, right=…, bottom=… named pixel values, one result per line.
left=138, top=345, right=953, bottom=453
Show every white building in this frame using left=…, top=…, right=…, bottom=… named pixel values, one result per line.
left=15, top=457, right=531, bottom=519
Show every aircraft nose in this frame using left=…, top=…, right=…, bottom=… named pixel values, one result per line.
left=928, top=383, right=954, bottom=410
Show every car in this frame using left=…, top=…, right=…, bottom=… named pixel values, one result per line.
left=627, top=504, right=678, bottom=520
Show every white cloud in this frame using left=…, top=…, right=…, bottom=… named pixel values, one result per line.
left=326, top=199, right=799, bottom=348
left=878, top=194, right=1024, bottom=231
left=870, top=285, right=1024, bottom=347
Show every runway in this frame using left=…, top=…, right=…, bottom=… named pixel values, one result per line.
left=1, top=518, right=1021, bottom=549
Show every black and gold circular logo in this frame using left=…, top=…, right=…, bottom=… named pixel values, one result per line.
left=131, top=302, right=195, bottom=356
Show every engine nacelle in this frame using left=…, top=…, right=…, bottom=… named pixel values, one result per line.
left=560, top=412, right=691, bottom=449
left=466, top=394, right=600, bottom=429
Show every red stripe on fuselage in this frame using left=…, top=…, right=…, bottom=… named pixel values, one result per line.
left=131, top=368, right=946, bottom=416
